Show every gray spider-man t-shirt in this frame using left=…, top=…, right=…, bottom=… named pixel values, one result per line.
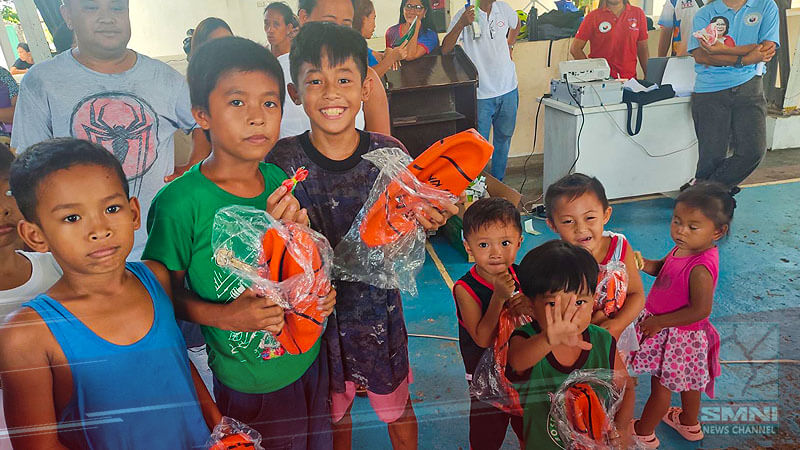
left=11, top=50, right=196, bottom=260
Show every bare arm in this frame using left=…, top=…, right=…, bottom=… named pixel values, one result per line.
left=639, top=265, right=714, bottom=338
left=9, top=67, right=26, bottom=76
left=658, top=27, right=674, bottom=57
left=371, top=44, right=408, bottom=79
left=442, top=7, right=474, bottom=55
left=570, top=38, right=589, bottom=60
left=362, top=67, right=391, bottom=135
left=507, top=19, right=521, bottom=59
left=404, top=22, right=427, bottom=61
left=508, top=333, right=552, bottom=373
left=641, top=256, right=665, bottom=277
left=0, top=95, right=16, bottom=123
left=0, top=313, right=69, bottom=449
left=692, top=42, right=774, bottom=67
left=454, top=285, right=512, bottom=348
left=637, top=40, right=650, bottom=78
left=190, top=362, right=222, bottom=430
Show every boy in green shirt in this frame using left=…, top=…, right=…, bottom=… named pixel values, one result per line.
left=143, top=37, right=336, bottom=448
left=507, top=240, right=633, bottom=449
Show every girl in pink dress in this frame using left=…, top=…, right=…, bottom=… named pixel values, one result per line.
left=630, top=182, right=735, bottom=448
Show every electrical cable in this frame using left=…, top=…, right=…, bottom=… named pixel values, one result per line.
left=518, top=96, right=544, bottom=195
left=563, top=75, right=585, bottom=175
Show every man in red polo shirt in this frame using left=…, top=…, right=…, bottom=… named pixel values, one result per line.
left=570, top=0, right=650, bottom=79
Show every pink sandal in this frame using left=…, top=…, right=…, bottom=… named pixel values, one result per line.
left=663, top=407, right=704, bottom=441
left=630, top=419, right=660, bottom=449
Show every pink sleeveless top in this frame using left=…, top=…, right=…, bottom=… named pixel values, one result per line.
left=646, top=246, right=719, bottom=317
left=646, top=246, right=721, bottom=397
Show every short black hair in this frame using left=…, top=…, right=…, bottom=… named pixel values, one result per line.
left=0, top=143, right=13, bottom=179
left=265, top=2, right=300, bottom=29
left=518, top=240, right=599, bottom=299
left=290, top=21, right=367, bottom=85
left=462, top=197, right=522, bottom=239
left=17, top=42, right=29, bottom=52
left=545, top=173, right=609, bottom=221
left=710, top=16, right=730, bottom=35
left=187, top=36, right=285, bottom=113
left=675, top=181, right=735, bottom=233
left=299, top=0, right=356, bottom=15
left=10, top=138, right=129, bottom=222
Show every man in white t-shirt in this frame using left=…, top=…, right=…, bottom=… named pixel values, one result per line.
left=442, top=0, right=520, bottom=181
left=658, top=0, right=702, bottom=56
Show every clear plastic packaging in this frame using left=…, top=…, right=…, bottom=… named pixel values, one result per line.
left=549, top=369, right=627, bottom=450
left=693, top=23, right=720, bottom=47
left=207, top=416, right=264, bottom=450
left=212, top=205, right=334, bottom=357
left=469, top=308, right=531, bottom=416
left=596, top=260, right=628, bottom=317
left=333, top=148, right=457, bottom=295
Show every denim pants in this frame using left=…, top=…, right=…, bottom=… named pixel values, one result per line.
left=691, top=76, right=767, bottom=188
left=477, top=88, right=519, bottom=181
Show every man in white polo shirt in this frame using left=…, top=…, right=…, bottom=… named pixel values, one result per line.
left=442, top=0, right=520, bottom=181
left=658, top=0, right=703, bottom=56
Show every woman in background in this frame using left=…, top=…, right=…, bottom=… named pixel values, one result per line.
left=385, top=0, right=439, bottom=62
left=264, top=2, right=299, bottom=58
left=354, top=0, right=408, bottom=78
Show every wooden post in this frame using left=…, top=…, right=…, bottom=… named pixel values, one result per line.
left=12, top=0, right=52, bottom=64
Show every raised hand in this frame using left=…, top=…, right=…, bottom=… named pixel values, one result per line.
left=267, top=185, right=309, bottom=225
left=545, top=294, right=593, bottom=350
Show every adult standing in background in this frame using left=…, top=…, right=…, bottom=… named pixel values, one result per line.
left=354, top=0, right=408, bottom=78
left=657, top=0, right=702, bottom=57
left=10, top=0, right=210, bottom=259
left=442, top=0, right=520, bottom=181
left=570, top=0, right=649, bottom=79
left=385, top=0, right=439, bottom=61
left=686, top=0, right=778, bottom=193
left=10, top=43, right=34, bottom=75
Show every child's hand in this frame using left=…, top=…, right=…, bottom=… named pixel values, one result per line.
left=545, top=294, right=593, bottom=350
left=508, top=293, right=534, bottom=318
left=638, top=315, right=664, bottom=340
left=223, top=288, right=285, bottom=334
left=493, top=271, right=516, bottom=303
left=414, top=201, right=458, bottom=231
left=318, top=287, right=336, bottom=318
left=267, top=185, right=310, bottom=225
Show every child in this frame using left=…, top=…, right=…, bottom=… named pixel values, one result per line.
left=453, top=197, right=526, bottom=449
left=143, top=37, right=336, bottom=448
left=266, top=22, right=455, bottom=449
left=0, top=143, right=62, bottom=450
left=630, top=182, right=731, bottom=448
left=545, top=173, right=645, bottom=355
left=0, top=144, right=61, bottom=319
left=0, top=138, right=218, bottom=448
left=507, top=240, right=633, bottom=450
left=265, top=2, right=299, bottom=58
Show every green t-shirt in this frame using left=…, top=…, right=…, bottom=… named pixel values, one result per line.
left=509, top=323, right=614, bottom=450
left=143, top=162, right=320, bottom=394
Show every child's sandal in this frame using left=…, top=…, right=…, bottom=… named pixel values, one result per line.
left=630, top=419, right=660, bottom=449
left=663, top=406, right=704, bottom=441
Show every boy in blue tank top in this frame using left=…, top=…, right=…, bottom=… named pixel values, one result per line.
left=507, top=240, right=634, bottom=450
left=452, top=197, right=527, bottom=449
left=0, top=139, right=218, bottom=449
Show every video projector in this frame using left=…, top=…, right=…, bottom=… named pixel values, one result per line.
left=550, top=58, right=623, bottom=107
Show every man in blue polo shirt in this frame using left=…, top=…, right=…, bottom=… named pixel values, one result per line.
left=687, top=0, right=779, bottom=193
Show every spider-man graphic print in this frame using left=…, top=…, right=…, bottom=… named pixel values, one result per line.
left=70, top=92, right=159, bottom=197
